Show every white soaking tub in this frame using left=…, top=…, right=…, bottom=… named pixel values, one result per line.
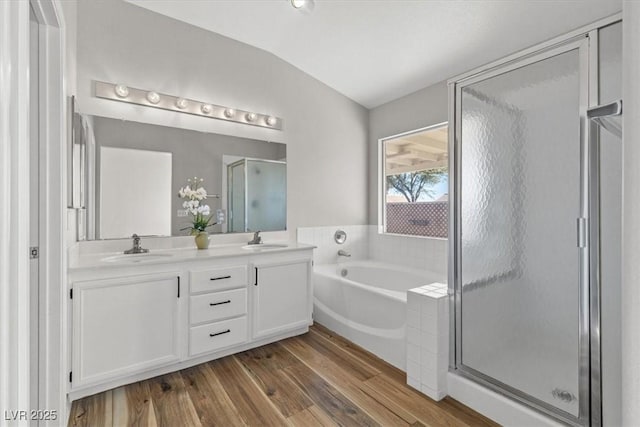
left=313, top=260, right=445, bottom=370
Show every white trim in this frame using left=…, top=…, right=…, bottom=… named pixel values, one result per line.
left=0, top=0, right=32, bottom=423
left=29, top=0, right=67, bottom=424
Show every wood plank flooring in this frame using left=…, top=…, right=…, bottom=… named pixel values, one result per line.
left=69, top=324, right=497, bottom=427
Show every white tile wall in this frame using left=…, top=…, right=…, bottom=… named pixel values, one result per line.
left=297, top=224, right=448, bottom=276
left=297, top=225, right=369, bottom=265
left=406, top=283, right=449, bottom=401
left=369, top=227, right=447, bottom=277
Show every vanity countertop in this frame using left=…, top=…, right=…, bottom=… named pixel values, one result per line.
left=68, top=242, right=316, bottom=272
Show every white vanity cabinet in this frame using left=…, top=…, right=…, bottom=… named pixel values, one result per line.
left=188, top=264, right=249, bottom=356
left=71, top=272, right=182, bottom=389
left=68, top=245, right=314, bottom=400
left=252, top=255, right=313, bottom=339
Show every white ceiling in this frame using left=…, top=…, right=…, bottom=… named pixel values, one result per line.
left=126, top=0, right=621, bottom=109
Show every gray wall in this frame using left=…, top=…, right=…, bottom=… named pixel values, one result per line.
left=92, top=116, right=285, bottom=236
left=368, top=81, right=448, bottom=224
left=76, top=0, right=368, bottom=237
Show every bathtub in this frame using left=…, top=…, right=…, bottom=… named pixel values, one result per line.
left=313, top=260, right=445, bottom=371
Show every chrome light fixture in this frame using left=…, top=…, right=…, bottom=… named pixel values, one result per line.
left=94, top=81, right=283, bottom=130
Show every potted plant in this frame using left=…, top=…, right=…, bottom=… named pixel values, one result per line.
left=178, top=177, right=216, bottom=249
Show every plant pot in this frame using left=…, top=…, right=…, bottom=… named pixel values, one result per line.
left=194, top=231, right=209, bottom=250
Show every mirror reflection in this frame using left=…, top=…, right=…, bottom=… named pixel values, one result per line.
left=74, top=115, right=286, bottom=240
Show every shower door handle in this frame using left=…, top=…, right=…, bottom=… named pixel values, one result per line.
left=577, top=217, right=587, bottom=248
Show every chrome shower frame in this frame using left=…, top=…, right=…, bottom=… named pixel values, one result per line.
left=447, top=14, right=622, bottom=427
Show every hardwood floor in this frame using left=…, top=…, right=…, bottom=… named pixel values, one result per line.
left=69, top=324, right=497, bottom=427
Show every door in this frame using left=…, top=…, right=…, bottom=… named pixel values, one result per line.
left=252, top=259, right=311, bottom=339
left=71, top=273, right=181, bottom=389
left=453, top=38, right=590, bottom=425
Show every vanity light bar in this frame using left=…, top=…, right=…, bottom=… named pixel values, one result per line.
left=94, top=81, right=283, bottom=130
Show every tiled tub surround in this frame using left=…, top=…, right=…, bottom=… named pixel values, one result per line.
left=296, top=225, right=447, bottom=276
left=407, top=283, right=449, bottom=401
left=368, top=229, right=447, bottom=277
left=297, top=225, right=370, bottom=265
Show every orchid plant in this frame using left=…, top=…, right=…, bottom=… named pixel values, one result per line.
left=178, top=177, right=216, bottom=234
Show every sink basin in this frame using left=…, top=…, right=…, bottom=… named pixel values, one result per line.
left=241, top=244, right=288, bottom=251
left=102, top=253, right=174, bottom=263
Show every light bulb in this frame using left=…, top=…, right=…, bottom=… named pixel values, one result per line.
left=175, top=98, right=188, bottom=109
left=266, top=116, right=277, bottom=126
left=146, top=91, right=160, bottom=104
left=114, top=84, right=129, bottom=98
left=201, top=104, right=213, bottom=114
left=291, top=0, right=314, bottom=13
left=224, top=108, right=235, bottom=118
left=245, top=112, right=257, bottom=122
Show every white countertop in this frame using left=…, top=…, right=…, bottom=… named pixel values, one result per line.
left=69, top=242, right=316, bottom=272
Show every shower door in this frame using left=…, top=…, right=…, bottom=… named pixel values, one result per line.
left=452, top=38, right=591, bottom=425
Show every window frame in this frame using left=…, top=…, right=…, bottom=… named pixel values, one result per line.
left=378, top=121, right=449, bottom=239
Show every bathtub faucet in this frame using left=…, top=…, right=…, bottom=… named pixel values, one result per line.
left=337, top=249, right=351, bottom=258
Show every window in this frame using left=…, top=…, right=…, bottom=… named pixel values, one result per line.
left=380, top=123, right=448, bottom=238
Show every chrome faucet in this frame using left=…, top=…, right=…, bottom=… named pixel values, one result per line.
left=124, top=234, right=149, bottom=254
left=337, top=249, right=351, bottom=257
left=248, top=231, right=262, bottom=245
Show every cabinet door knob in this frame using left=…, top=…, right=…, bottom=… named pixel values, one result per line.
left=209, top=300, right=231, bottom=306
left=210, top=275, right=231, bottom=281
left=209, top=329, right=231, bottom=337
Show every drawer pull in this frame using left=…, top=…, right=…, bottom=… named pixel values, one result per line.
left=209, top=329, right=231, bottom=337
left=209, top=300, right=231, bottom=306
left=210, top=275, right=232, bottom=281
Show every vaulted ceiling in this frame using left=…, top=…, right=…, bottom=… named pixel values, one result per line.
left=127, top=0, right=621, bottom=108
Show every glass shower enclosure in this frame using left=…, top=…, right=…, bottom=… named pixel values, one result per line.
left=227, top=158, right=286, bottom=233
left=449, top=25, right=622, bottom=426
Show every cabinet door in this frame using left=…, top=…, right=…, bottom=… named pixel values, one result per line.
left=72, top=272, right=181, bottom=389
left=252, top=259, right=311, bottom=339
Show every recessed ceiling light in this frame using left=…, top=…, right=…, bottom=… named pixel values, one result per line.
left=290, top=0, right=314, bottom=12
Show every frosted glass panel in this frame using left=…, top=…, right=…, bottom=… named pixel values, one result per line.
left=228, top=162, right=246, bottom=233
left=460, top=49, right=581, bottom=416
left=246, top=160, right=286, bottom=232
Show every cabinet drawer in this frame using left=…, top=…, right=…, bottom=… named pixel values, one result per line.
left=189, top=316, right=247, bottom=356
left=190, top=288, right=247, bottom=325
left=190, top=265, right=247, bottom=293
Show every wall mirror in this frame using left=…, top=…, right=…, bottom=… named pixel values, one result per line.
left=72, top=111, right=286, bottom=240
